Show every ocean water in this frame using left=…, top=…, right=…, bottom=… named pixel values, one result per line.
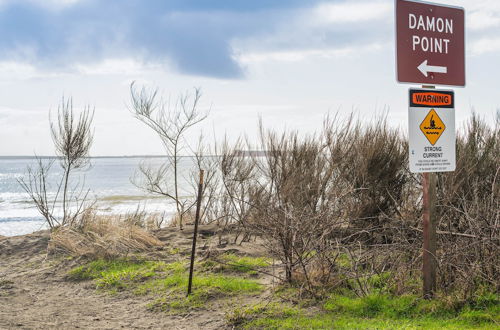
left=0, top=156, right=197, bottom=236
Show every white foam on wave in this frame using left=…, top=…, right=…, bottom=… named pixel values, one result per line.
left=0, top=191, right=30, bottom=202
left=95, top=198, right=177, bottom=219
left=0, top=195, right=178, bottom=236
left=0, top=173, right=23, bottom=179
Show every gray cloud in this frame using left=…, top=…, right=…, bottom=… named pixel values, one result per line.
left=0, top=0, right=329, bottom=78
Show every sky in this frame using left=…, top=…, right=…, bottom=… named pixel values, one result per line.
left=0, top=0, right=498, bottom=156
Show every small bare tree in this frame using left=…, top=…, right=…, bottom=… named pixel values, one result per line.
left=18, top=158, right=59, bottom=228
left=18, top=97, right=94, bottom=228
left=130, top=82, right=209, bottom=229
left=191, top=134, right=220, bottom=225
left=217, top=137, right=258, bottom=243
left=51, top=98, right=94, bottom=223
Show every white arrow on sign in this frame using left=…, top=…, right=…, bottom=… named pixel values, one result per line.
left=417, top=60, right=448, bottom=77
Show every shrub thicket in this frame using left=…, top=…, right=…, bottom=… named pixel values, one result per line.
left=211, top=112, right=499, bottom=300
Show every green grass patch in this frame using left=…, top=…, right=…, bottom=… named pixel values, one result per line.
left=218, top=254, right=270, bottom=274
left=226, top=302, right=302, bottom=327
left=138, top=272, right=262, bottom=296
left=67, top=258, right=167, bottom=291
left=140, top=258, right=263, bottom=312
left=148, top=275, right=263, bottom=313
left=233, top=292, right=499, bottom=329
left=68, top=257, right=263, bottom=312
left=323, top=293, right=459, bottom=318
left=244, top=314, right=498, bottom=329
left=200, top=253, right=270, bottom=275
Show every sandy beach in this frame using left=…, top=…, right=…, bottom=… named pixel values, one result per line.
left=0, top=226, right=270, bottom=330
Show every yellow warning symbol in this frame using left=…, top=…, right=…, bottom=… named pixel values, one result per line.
left=420, top=109, right=446, bottom=146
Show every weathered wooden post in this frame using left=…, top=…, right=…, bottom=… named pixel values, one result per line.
left=422, top=172, right=437, bottom=298
left=187, top=169, right=204, bottom=296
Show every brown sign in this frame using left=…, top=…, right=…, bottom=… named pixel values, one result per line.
left=396, top=0, right=465, bottom=86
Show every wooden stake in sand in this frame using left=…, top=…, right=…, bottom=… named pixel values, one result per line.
left=187, top=169, right=204, bottom=296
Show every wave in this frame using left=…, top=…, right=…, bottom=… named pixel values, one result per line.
left=99, top=194, right=165, bottom=203
left=0, top=216, right=43, bottom=223
left=0, top=193, right=177, bottom=236
left=0, top=173, right=23, bottom=179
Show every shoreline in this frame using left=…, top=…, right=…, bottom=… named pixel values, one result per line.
left=0, top=195, right=176, bottom=237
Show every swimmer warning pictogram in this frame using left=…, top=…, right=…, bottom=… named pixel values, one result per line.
left=420, top=109, right=445, bottom=145
left=408, top=88, right=455, bottom=173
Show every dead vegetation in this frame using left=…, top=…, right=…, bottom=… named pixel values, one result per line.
left=129, top=83, right=209, bottom=230
left=435, top=112, right=499, bottom=296
left=49, top=210, right=164, bottom=259
left=18, top=97, right=94, bottom=229
left=208, top=112, right=499, bottom=300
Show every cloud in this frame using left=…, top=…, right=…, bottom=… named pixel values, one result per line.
left=468, top=11, right=500, bottom=31
left=3, top=0, right=494, bottom=79
left=74, top=58, right=157, bottom=76
left=0, top=0, right=326, bottom=79
left=470, top=37, right=500, bottom=55
left=232, top=1, right=393, bottom=65
left=312, top=2, right=392, bottom=24
left=236, top=43, right=385, bottom=64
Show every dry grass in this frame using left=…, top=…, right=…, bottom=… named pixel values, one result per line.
left=168, top=210, right=196, bottom=228
left=49, top=210, right=164, bottom=259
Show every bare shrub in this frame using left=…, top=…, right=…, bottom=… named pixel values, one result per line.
left=191, top=134, right=220, bottom=225
left=322, top=112, right=499, bottom=299
left=18, top=98, right=94, bottom=229
left=242, top=118, right=355, bottom=286
left=129, top=83, right=209, bottom=230
left=435, top=112, right=499, bottom=297
left=51, top=98, right=94, bottom=223
left=214, top=112, right=498, bottom=300
left=215, top=138, right=258, bottom=244
left=18, top=158, right=59, bottom=229
left=344, top=116, right=408, bottom=243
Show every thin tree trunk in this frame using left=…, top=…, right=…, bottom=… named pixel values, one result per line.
left=62, top=166, right=71, bottom=225
left=173, top=141, right=182, bottom=229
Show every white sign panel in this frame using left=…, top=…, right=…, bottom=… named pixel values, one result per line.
left=408, top=88, right=456, bottom=173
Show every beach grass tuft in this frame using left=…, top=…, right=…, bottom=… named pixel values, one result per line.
left=51, top=212, right=164, bottom=259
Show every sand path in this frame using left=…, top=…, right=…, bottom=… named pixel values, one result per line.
left=0, top=231, right=228, bottom=330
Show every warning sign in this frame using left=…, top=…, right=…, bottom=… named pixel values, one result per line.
left=420, top=109, right=445, bottom=145
left=409, top=88, right=455, bottom=173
